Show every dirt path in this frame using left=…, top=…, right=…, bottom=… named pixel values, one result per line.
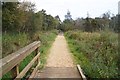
left=46, top=34, right=74, bottom=67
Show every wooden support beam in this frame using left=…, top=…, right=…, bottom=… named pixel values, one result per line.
left=29, top=62, right=40, bottom=79
left=35, top=47, right=40, bottom=65
left=11, top=64, right=19, bottom=78
left=0, top=41, right=40, bottom=77
left=16, top=64, right=19, bottom=75
left=77, top=65, right=87, bottom=80
left=15, top=52, right=40, bottom=79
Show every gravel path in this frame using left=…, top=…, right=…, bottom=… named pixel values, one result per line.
left=46, top=34, right=74, bottom=67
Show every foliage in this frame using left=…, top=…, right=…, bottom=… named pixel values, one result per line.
left=2, top=1, right=119, bottom=79
left=2, top=2, right=60, bottom=33
left=65, top=30, right=119, bottom=78
left=61, top=11, right=118, bottom=33
left=2, top=30, right=57, bottom=79
left=2, top=1, right=59, bottom=78
left=60, top=19, right=75, bottom=31
left=2, top=33, right=30, bottom=58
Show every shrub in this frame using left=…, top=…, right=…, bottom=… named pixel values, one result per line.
left=2, top=33, right=30, bottom=58
left=2, top=30, right=57, bottom=78
left=65, top=30, right=119, bottom=78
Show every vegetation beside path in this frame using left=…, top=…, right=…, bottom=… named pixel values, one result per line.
left=2, top=30, right=58, bottom=79
left=2, top=1, right=119, bottom=79
left=65, top=30, right=119, bottom=78
left=2, top=2, right=60, bottom=79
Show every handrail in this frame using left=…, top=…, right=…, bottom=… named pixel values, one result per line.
left=0, top=41, right=41, bottom=78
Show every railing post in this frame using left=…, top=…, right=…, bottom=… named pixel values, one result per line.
left=16, top=64, right=20, bottom=75
left=35, top=47, right=40, bottom=63
left=11, top=64, right=19, bottom=78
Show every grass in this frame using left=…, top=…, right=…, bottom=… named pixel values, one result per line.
left=65, top=30, right=119, bottom=79
left=2, top=30, right=58, bottom=79
left=2, top=33, right=30, bottom=58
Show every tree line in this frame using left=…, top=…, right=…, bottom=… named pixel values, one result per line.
left=61, top=11, right=119, bottom=32
left=2, top=2, right=60, bottom=34
left=2, top=1, right=119, bottom=34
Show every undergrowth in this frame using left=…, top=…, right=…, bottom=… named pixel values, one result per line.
left=2, top=30, right=58, bottom=79
left=65, top=30, right=119, bottom=79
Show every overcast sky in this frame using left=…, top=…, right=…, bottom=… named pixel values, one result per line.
left=22, top=0, right=119, bottom=21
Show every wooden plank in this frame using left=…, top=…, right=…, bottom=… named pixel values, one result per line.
left=15, top=52, right=40, bottom=78
left=29, top=61, right=40, bottom=79
left=35, top=67, right=82, bottom=78
left=77, top=65, right=87, bottom=80
left=0, top=41, right=40, bottom=77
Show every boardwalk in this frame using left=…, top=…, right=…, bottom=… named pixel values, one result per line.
left=35, top=35, right=81, bottom=79
left=35, top=67, right=81, bottom=78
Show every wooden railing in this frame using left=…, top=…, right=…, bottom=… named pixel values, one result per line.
left=0, top=41, right=41, bottom=79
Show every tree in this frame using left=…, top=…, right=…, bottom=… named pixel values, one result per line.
left=61, top=19, right=75, bottom=31
left=91, top=19, right=100, bottom=31
left=84, top=17, right=93, bottom=32
left=101, top=11, right=111, bottom=29
left=33, top=11, right=43, bottom=32
left=110, top=15, right=118, bottom=32
left=21, top=2, right=35, bottom=33
left=74, top=18, right=85, bottom=30
left=2, top=1, right=61, bottom=34
left=2, top=2, right=20, bottom=32
left=54, top=15, right=61, bottom=29
left=2, top=1, right=36, bottom=33
left=65, top=10, right=72, bottom=20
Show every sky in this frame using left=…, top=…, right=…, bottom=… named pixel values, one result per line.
left=21, top=0, right=119, bottom=21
